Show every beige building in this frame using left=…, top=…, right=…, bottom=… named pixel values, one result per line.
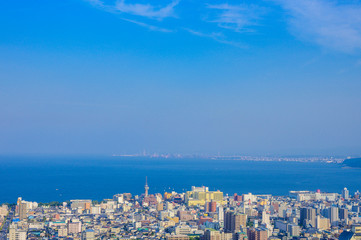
left=58, top=227, right=68, bottom=237
left=19, top=203, right=27, bottom=220
left=9, top=226, right=27, bottom=240
left=316, top=216, right=330, bottom=230
left=0, top=205, right=8, bottom=216
left=70, top=200, right=92, bottom=210
left=185, top=186, right=225, bottom=206
left=82, top=229, right=95, bottom=240
left=352, top=224, right=361, bottom=240
left=68, top=221, right=82, bottom=234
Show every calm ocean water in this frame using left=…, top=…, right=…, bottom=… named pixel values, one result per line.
left=0, top=156, right=360, bottom=203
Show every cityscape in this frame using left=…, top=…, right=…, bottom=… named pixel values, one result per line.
left=1, top=178, right=361, bottom=240
left=1, top=0, right=361, bottom=240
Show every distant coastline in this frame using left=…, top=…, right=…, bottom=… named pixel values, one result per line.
left=112, top=154, right=344, bottom=163
left=343, top=157, right=361, bottom=168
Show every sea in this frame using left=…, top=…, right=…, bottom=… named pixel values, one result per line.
left=0, top=156, right=360, bottom=204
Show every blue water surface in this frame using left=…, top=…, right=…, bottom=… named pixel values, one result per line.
left=0, top=156, right=360, bottom=203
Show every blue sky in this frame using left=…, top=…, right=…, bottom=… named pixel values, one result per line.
left=0, top=0, right=361, bottom=156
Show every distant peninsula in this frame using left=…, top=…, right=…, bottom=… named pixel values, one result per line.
left=343, top=158, right=361, bottom=168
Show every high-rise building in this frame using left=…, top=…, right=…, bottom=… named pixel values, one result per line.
left=234, top=194, right=243, bottom=202
left=247, top=228, right=267, bottom=240
left=287, top=224, right=300, bottom=237
left=19, top=202, right=27, bottom=220
left=340, top=208, right=348, bottom=220
left=205, top=201, right=217, bottom=212
left=262, top=210, right=270, bottom=225
left=342, top=188, right=350, bottom=200
left=202, top=230, right=232, bottom=240
left=217, top=205, right=224, bottom=222
left=278, top=204, right=287, bottom=218
left=224, top=211, right=232, bottom=233
left=145, top=176, right=149, bottom=197
left=224, top=211, right=247, bottom=233
left=328, top=207, right=339, bottom=226
left=300, top=207, right=316, bottom=227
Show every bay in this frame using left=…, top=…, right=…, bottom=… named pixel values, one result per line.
left=0, top=156, right=360, bottom=203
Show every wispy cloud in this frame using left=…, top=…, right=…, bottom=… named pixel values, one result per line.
left=115, top=0, right=180, bottom=20
left=185, top=29, right=223, bottom=39
left=276, top=0, right=361, bottom=53
left=85, top=0, right=178, bottom=31
left=85, top=0, right=262, bottom=47
left=121, top=17, right=173, bottom=32
left=206, top=3, right=264, bottom=32
left=86, top=0, right=107, bottom=8
left=184, top=28, right=248, bottom=48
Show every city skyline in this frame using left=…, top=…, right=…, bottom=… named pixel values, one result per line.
left=1, top=1, right=361, bottom=238
left=1, top=0, right=361, bottom=156
left=1, top=184, right=361, bottom=240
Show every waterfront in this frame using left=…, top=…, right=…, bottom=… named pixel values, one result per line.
left=0, top=156, right=361, bottom=203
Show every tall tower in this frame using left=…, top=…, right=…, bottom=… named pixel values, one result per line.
left=342, top=187, right=349, bottom=200
left=145, top=176, right=149, bottom=197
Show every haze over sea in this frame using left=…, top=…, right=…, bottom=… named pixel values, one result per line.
left=1, top=156, right=360, bottom=204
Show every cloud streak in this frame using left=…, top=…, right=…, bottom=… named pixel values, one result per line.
left=85, top=0, right=361, bottom=52
left=85, top=0, right=178, bottom=32
left=120, top=17, right=173, bottom=32
left=115, top=0, right=180, bottom=20
left=206, top=3, right=264, bottom=32
left=185, top=28, right=248, bottom=48
left=276, top=0, right=361, bottom=53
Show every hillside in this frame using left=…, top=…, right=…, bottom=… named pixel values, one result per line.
left=343, top=158, right=361, bottom=168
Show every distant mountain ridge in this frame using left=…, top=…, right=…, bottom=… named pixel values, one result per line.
left=343, top=158, right=361, bottom=168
